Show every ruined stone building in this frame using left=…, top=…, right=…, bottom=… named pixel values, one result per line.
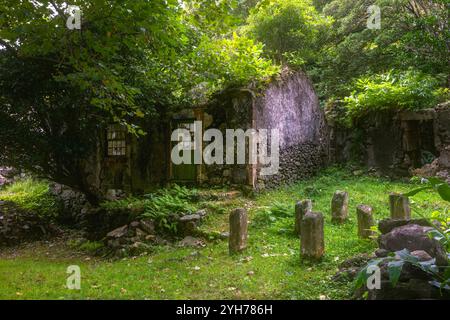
left=85, top=71, right=329, bottom=195
left=79, top=70, right=449, bottom=197
left=330, top=103, right=450, bottom=180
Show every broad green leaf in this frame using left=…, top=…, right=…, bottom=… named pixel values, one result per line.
left=403, top=186, right=432, bottom=197
left=388, top=260, right=404, bottom=287
left=436, top=183, right=450, bottom=202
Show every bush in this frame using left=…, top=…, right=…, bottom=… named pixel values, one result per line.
left=0, top=178, right=59, bottom=220
left=192, top=32, right=280, bottom=99
left=342, top=70, right=449, bottom=126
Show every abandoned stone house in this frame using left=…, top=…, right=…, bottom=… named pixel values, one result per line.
left=79, top=71, right=449, bottom=197
left=84, top=71, right=329, bottom=196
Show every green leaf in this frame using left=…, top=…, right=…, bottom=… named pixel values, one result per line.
left=388, top=260, right=404, bottom=287
left=436, top=183, right=450, bottom=202
left=403, top=186, right=432, bottom=197
left=395, top=249, right=419, bottom=263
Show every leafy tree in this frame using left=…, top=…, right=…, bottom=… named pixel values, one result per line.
left=311, top=0, right=449, bottom=101
left=0, top=0, right=186, bottom=202
left=0, top=0, right=278, bottom=202
left=244, top=0, right=332, bottom=66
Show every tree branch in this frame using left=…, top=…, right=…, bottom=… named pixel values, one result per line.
left=49, top=1, right=67, bottom=21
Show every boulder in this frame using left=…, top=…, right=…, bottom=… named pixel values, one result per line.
left=106, top=225, right=128, bottom=239
left=410, top=250, right=433, bottom=262
left=378, top=218, right=432, bottom=234
left=367, top=279, right=450, bottom=300
left=179, top=214, right=201, bottom=223
left=375, top=248, right=390, bottom=258
left=139, top=219, right=155, bottom=235
left=379, top=224, right=448, bottom=266
left=178, top=214, right=202, bottom=236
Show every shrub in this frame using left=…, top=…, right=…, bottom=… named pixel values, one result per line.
left=0, top=178, right=59, bottom=220
left=342, top=70, right=449, bottom=126
left=192, top=32, right=280, bottom=99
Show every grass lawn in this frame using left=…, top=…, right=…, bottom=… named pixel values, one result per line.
left=0, top=167, right=446, bottom=300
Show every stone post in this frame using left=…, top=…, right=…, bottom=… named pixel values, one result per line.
left=300, top=212, right=325, bottom=260
left=229, top=208, right=248, bottom=255
left=331, top=191, right=349, bottom=223
left=356, top=205, right=375, bottom=239
left=295, top=199, right=312, bottom=236
left=389, top=193, right=411, bottom=220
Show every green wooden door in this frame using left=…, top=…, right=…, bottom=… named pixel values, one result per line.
left=172, top=121, right=197, bottom=182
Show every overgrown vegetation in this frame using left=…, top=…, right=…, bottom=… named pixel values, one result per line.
left=339, top=70, right=449, bottom=126
left=244, top=0, right=332, bottom=66
left=0, top=179, right=59, bottom=220
left=1, top=0, right=448, bottom=197
left=1, top=168, right=447, bottom=299
left=100, top=185, right=200, bottom=234
left=355, top=177, right=450, bottom=295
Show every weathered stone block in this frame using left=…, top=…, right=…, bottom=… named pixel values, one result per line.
left=356, top=205, right=375, bottom=239
left=229, top=208, right=248, bottom=254
left=295, top=199, right=312, bottom=236
left=300, top=212, right=325, bottom=260
left=178, top=214, right=201, bottom=236
left=389, top=193, right=411, bottom=220
left=331, top=191, right=349, bottom=223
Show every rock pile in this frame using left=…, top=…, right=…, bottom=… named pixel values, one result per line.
left=0, top=201, right=60, bottom=246
left=377, top=221, right=448, bottom=266
left=104, top=210, right=208, bottom=256
left=49, top=183, right=93, bottom=226
left=105, top=219, right=161, bottom=256
left=353, top=219, right=449, bottom=300
left=0, top=167, right=17, bottom=187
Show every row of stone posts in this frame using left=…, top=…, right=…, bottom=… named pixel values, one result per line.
left=227, top=191, right=411, bottom=258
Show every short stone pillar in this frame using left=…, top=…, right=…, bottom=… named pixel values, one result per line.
left=300, top=212, right=325, bottom=260
left=389, top=193, right=411, bottom=220
left=295, top=199, right=312, bottom=236
left=356, top=205, right=375, bottom=239
left=331, top=191, right=349, bottom=223
left=229, top=208, right=248, bottom=255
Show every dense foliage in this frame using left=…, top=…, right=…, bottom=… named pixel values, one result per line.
left=0, top=0, right=448, bottom=199
left=191, top=33, right=280, bottom=100
left=244, top=0, right=332, bottom=66
left=311, top=0, right=449, bottom=106
left=0, top=179, right=59, bottom=220
left=342, top=70, right=449, bottom=125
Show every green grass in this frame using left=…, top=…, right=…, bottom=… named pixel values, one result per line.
left=0, top=167, right=447, bottom=300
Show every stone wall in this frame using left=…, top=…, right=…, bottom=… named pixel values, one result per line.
left=253, top=72, right=329, bottom=188
left=201, top=89, right=254, bottom=187
left=330, top=105, right=450, bottom=178
left=202, top=71, right=329, bottom=189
